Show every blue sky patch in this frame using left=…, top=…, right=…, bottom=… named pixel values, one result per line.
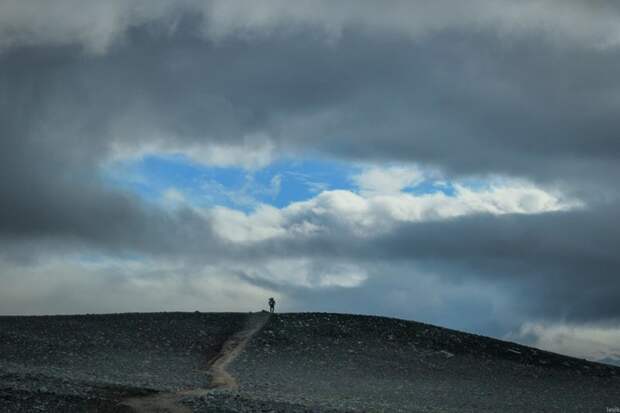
left=104, top=155, right=461, bottom=212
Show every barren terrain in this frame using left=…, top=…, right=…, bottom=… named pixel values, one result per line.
left=0, top=312, right=618, bottom=412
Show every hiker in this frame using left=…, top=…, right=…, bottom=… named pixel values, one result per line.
left=268, top=297, right=275, bottom=313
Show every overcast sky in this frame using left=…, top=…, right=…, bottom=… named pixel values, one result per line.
left=2, top=0, right=620, bottom=365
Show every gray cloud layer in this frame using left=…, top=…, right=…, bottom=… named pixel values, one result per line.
left=1, top=2, right=620, bottom=357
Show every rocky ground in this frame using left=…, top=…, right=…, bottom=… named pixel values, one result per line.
left=232, top=313, right=620, bottom=412
left=0, top=312, right=618, bottom=412
left=0, top=312, right=246, bottom=411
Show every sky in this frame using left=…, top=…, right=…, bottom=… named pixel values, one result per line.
left=2, top=0, right=620, bottom=365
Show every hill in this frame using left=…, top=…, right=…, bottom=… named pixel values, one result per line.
left=0, top=312, right=618, bottom=412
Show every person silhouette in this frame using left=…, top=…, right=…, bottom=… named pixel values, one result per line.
left=268, top=297, right=275, bottom=313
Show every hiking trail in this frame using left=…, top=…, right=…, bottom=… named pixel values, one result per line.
left=117, top=312, right=270, bottom=413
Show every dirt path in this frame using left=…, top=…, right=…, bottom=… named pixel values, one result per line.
left=117, top=312, right=270, bottom=413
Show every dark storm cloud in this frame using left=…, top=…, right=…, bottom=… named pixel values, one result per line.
left=5, top=14, right=620, bottom=187
left=2, top=12, right=620, bottom=189
left=246, top=202, right=620, bottom=323
left=64, top=27, right=620, bottom=185
left=0, top=44, right=227, bottom=258
left=100, top=28, right=620, bottom=192
left=1, top=1, right=620, bottom=335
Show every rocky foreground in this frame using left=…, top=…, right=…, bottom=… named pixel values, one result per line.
left=0, top=312, right=618, bottom=412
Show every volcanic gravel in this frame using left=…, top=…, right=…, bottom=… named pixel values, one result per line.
left=1, top=312, right=619, bottom=412
left=230, top=313, right=620, bottom=412
left=0, top=312, right=246, bottom=411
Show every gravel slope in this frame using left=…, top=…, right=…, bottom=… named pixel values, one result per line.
left=1, top=312, right=618, bottom=412
left=230, top=313, right=620, bottom=412
left=0, top=312, right=246, bottom=411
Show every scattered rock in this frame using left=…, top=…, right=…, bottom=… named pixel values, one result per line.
left=1, top=312, right=619, bottom=412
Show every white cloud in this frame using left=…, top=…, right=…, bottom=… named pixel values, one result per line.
left=207, top=177, right=580, bottom=243
left=161, top=187, right=187, bottom=208
left=353, top=165, right=424, bottom=195
left=509, top=322, right=620, bottom=363
left=184, top=137, right=275, bottom=170
left=0, top=255, right=276, bottom=315
left=451, top=182, right=582, bottom=215
left=210, top=204, right=285, bottom=243
left=109, top=133, right=275, bottom=170
left=269, top=174, right=282, bottom=198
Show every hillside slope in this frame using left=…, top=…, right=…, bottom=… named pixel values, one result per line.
left=231, top=313, right=620, bottom=412
left=0, top=312, right=618, bottom=412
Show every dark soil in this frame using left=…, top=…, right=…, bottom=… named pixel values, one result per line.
left=1, top=312, right=618, bottom=412
left=0, top=312, right=246, bottom=411
left=230, top=313, right=620, bottom=412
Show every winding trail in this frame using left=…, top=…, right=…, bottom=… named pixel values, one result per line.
left=117, top=312, right=270, bottom=413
